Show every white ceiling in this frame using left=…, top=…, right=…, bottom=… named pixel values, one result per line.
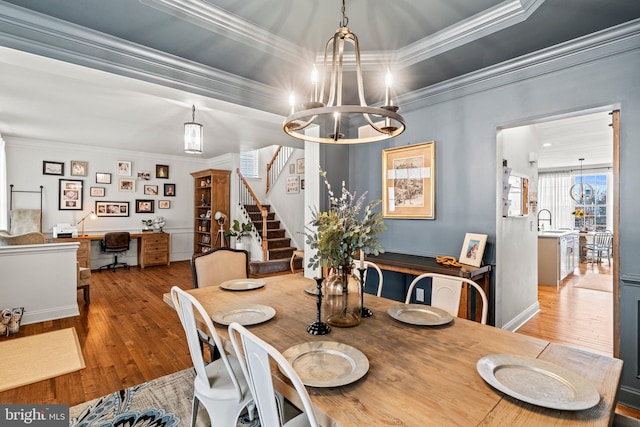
left=0, top=0, right=637, bottom=159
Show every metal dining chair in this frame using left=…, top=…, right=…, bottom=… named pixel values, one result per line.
left=584, top=231, right=613, bottom=265
left=229, top=322, right=318, bottom=427
left=405, top=273, right=488, bottom=324
left=170, top=287, right=256, bottom=427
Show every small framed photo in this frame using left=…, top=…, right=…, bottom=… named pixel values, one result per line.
left=96, top=201, right=129, bottom=217
left=144, top=185, right=158, bottom=196
left=164, top=183, right=176, bottom=197
left=90, top=187, right=105, bottom=197
left=43, top=161, right=64, bottom=176
left=96, top=172, right=111, bottom=184
left=137, top=171, right=151, bottom=181
left=135, top=199, right=154, bottom=213
left=158, top=200, right=171, bottom=209
left=119, top=178, right=136, bottom=192
left=156, top=164, right=169, bottom=179
left=296, top=158, right=305, bottom=174
left=58, top=179, right=83, bottom=211
left=70, top=160, right=88, bottom=177
left=289, top=164, right=295, bottom=174
left=459, top=233, right=488, bottom=268
left=117, top=161, right=132, bottom=176
left=286, top=176, right=300, bottom=194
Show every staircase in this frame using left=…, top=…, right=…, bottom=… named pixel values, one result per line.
left=245, top=204, right=303, bottom=275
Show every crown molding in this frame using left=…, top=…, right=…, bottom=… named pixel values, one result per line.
left=0, top=2, right=282, bottom=113
left=399, top=19, right=640, bottom=112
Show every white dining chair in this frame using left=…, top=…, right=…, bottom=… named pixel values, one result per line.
left=171, top=287, right=255, bottom=427
left=405, top=273, right=488, bottom=324
left=229, top=322, right=319, bottom=427
left=350, top=261, right=384, bottom=297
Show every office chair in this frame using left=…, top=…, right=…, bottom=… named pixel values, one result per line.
left=99, top=232, right=130, bottom=272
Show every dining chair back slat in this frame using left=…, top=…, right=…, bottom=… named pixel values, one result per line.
left=405, top=273, right=488, bottom=324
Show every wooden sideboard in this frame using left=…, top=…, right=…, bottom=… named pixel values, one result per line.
left=54, top=232, right=170, bottom=269
left=365, top=252, right=491, bottom=323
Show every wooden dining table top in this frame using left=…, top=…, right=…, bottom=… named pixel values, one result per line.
left=163, top=273, right=623, bottom=427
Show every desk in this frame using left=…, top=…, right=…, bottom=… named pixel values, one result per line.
left=54, top=232, right=170, bottom=269
left=163, top=274, right=622, bottom=426
left=365, top=252, right=491, bottom=323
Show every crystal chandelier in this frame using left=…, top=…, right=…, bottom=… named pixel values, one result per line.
left=283, top=0, right=406, bottom=144
left=184, top=105, right=203, bottom=154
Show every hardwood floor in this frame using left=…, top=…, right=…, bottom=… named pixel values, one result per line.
left=0, top=261, right=195, bottom=406
left=2, top=258, right=638, bottom=420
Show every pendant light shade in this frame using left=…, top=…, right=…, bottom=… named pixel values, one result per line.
left=184, top=105, right=203, bottom=154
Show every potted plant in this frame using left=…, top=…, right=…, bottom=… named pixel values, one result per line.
left=305, top=170, right=386, bottom=327
left=224, top=219, right=253, bottom=251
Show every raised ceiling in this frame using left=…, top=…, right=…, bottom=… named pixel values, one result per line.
left=0, top=0, right=638, bottom=159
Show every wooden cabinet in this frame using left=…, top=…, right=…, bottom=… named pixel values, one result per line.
left=190, top=169, right=230, bottom=255
left=54, top=237, right=90, bottom=268
left=138, top=232, right=170, bottom=268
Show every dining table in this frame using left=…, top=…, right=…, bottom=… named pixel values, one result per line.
left=163, top=273, right=623, bottom=426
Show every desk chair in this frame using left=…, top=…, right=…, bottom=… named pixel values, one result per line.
left=405, top=273, right=488, bottom=324
left=99, top=232, right=130, bottom=272
left=229, top=322, right=318, bottom=427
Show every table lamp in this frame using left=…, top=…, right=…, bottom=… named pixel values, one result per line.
left=77, top=211, right=97, bottom=236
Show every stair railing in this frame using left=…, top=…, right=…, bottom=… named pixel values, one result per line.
left=266, top=145, right=294, bottom=194
left=236, top=168, right=269, bottom=261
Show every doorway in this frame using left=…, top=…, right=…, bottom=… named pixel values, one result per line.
left=499, top=108, right=619, bottom=357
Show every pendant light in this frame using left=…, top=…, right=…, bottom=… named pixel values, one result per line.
left=184, top=105, right=203, bottom=154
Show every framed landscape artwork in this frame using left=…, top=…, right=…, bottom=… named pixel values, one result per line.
left=96, top=201, right=129, bottom=217
left=382, top=141, right=435, bottom=219
left=58, top=179, right=83, bottom=210
left=43, top=161, right=64, bottom=176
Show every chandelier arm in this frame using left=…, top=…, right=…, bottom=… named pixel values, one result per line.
left=349, top=32, right=368, bottom=107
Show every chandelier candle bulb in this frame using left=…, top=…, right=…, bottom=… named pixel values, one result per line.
left=385, top=69, right=393, bottom=106
left=311, top=65, right=319, bottom=102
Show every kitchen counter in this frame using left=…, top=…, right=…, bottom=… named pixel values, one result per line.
left=538, top=229, right=579, bottom=238
left=538, top=230, right=579, bottom=286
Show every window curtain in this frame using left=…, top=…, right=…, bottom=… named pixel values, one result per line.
left=0, top=135, right=7, bottom=230
left=538, top=171, right=573, bottom=230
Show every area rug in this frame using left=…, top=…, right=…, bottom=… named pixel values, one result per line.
left=0, top=327, right=85, bottom=392
left=573, top=275, right=613, bottom=292
left=70, top=368, right=260, bottom=427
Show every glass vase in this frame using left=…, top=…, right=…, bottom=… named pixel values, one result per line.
left=323, top=265, right=362, bottom=327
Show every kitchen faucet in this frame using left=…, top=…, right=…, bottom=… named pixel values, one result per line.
left=537, top=209, right=552, bottom=231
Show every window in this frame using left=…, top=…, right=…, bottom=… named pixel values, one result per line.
left=574, top=173, right=608, bottom=231
left=240, top=150, right=258, bottom=178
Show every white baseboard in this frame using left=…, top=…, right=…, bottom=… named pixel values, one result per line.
left=20, top=305, right=80, bottom=326
left=501, top=301, right=540, bottom=332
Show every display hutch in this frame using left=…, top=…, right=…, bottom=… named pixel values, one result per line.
left=191, top=169, right=230, bottom=254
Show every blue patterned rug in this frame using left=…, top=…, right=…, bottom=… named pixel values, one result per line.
left=69, top=368, right=259, bottom=427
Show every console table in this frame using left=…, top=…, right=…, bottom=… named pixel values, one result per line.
left=54, top=232, right=170, bottom=269
left=365, top=252, right=491, bottom=323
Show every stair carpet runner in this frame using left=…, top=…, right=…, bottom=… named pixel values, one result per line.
left=245, top=205, right=303, bottom=275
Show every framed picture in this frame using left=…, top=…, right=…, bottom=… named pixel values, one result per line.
left=296, top=158, right=305, bottom=174
left=119, top=178, right=135, bottom=192
left=289, top=164, right=295, bottom=174
left=286, top=176, right=300, bottom=194
left=117, top=161, right=132, bottom=176
left=58, top=179, right=83, bottom=210
left=459, top=233, right=488, bottom=268
left=137, top=171, right=151, bottom=181
left=158, top=200, right=171, bottom=209
left=90, top=187, right=105, bottom=197
left=70, top=160, right=88, bottom=177
left=96, top=172, right=111, bottom=184
left=382, top=141, right=435, bottom=219
left=156, top=164, right=169, bottom=179
left=144, top=185, right=158, bottom=196
left=164, top=183, right=176, bottom=197
left=43, top=161, right=64, bottom=176
left=96, top=201, right=129, bottom=217
left=135, top=199, right=154, bottom=213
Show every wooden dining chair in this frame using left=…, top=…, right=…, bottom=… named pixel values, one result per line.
left=170, top=287, right=256, bottom=427
left=405, top=273, right=488, bottom=324
left=191, top=247, right=249, bottom=288
left=229, top=322, right=318, bottom=427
